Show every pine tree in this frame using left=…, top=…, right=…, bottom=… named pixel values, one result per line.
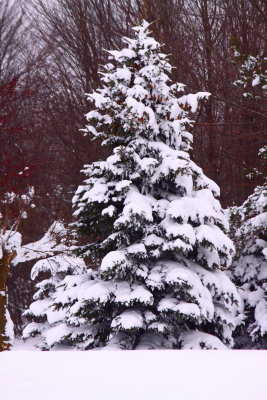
left=232, top=43, right=267, bottom=101
left=22, top=222, right=89, bottom=349
left=230, top=166, right=267, bottom=348
left=42, top=21, right=240, bottom=350
left=229, top=52, right=267, bottom=347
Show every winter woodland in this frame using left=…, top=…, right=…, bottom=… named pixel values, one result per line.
left=0, top=0, right=266, bottom=353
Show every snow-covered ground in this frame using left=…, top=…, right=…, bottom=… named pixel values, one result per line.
left=1, top=347, right=267, bottom=400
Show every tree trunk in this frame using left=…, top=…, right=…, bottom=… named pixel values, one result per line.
left=0, top=249, right=16, bottom=351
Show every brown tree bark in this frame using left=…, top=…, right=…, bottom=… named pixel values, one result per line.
left=0, top=249, right=16, bottom=351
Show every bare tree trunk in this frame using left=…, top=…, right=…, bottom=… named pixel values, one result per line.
left=0, top=250, right=16, bottom=351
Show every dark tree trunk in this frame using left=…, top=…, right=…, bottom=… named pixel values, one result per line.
left=0, top=249, right=16, bottom=351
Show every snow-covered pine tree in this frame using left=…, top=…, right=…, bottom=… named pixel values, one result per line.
left=229, top=53, right=267, bottom=347
left=232, top=43, right=267, bottom=100
left=45, top=20, right=240, bottom=350
left=22, top=222, right=89, bottom=349
left=230, top=155, right=267, bottom=348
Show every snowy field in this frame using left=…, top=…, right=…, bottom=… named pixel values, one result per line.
left=1, top=347, right=267, bottom=400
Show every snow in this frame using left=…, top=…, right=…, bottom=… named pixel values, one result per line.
left=130, top=284, right=153, bottom=304
left=46, top=308, right=67, bottom=324
left=114, top=281, right=131, bottom=303
left=255, top=299, right=267, bottom=335
left=111, top=310, right=144, bottom=330
left=44, top=324, right=72, bottom=347
left=90, top=92, right=109, bottom=107
left=167, top=194, right=224, bottom=226
left=196, top=224, right=234, bottom=254
left=100, top=249, right=128, bottom=272
left=102, top=205, right=116, bottom=217
left=189, top=260, right=240, bottom=313
left=177, top=92, right=210, bottom=112
left=143, top=234, right=165, bottom=248
left=161, top=219, right=195, bottom=243
left=179, top=331, right=227, bottom=349
left=114, top=188, right=155, bottom=228
left=79, top=181, right=109, bottom=204
left=158, top=298, right=201, bottom=317
left=18, top=221, right=67, bottom=263
left=31, top=254, right=86, bottom=280
left=115, top=67, right=131, bottom=81
left=80, top=281, right=113, bottom=303
left=1, top=351, right=267, bottom=400
left=29, top=299, right=51, bottom=316
left=108, top=48, right=136, bottom=61
left=127, top=243, right=147, bottom=256
left=5, top=310, right=14, bottom=345
left=252, top=74, right=260, bottom=86
left=0, top=231, right=22, bottom=258
left=127, top=84, right=148, bottom=100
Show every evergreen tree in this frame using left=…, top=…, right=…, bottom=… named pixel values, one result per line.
left=37, top=21, right=240, bottom=350
left=230, top=165, right=267, bottom=348
left=232, top=43, right=267, bottom=101
left=22, top=222, right=88, bottom=349
left=229, top=53, right=267, bottom=347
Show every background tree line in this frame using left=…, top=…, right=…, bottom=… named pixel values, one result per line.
left=0, top=0, right=266, bottom=333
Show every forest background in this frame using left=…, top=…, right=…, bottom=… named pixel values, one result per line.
left=1, top=0, right=266, bottom=335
